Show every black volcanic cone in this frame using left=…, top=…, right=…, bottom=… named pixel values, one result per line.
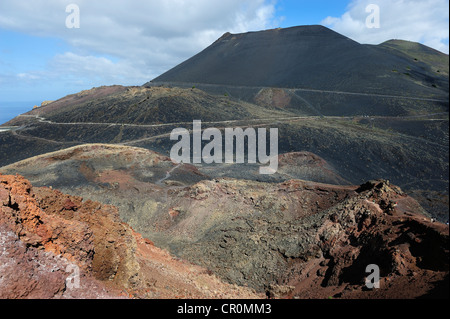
left=150, top=25, right=448, bottom=97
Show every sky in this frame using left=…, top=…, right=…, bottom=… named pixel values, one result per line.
left=0, top=0, right=448, bottom=104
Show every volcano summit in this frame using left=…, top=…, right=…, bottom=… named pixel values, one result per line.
left=150, top=25, right=448, bottom=99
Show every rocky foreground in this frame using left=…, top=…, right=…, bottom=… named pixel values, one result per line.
left=0, top=173, right=261, bottom=299
left=0, top=172, right=448, bottom=299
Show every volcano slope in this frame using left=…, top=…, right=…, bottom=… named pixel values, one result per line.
left=0, top=145, right=448, bottom=299
left=149, top=25, right=448, bottom=117
left=151, top=26, right=448, bottom=96
left=0, top=86, right=447, bottom=221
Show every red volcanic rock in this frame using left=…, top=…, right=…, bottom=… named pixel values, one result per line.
left=0, top=224, right=66, bottom=299
left=0, top=174, right=94, bottom=266
left=0, top=173, right=261, bottom=299
left=285, top=180, right=449, bottom=299
left=1, top=173, right=447, bottom=299
left=278, top=151, right=350, bottom=185
left=254, top=88, right=292, bottom=108
left=63, top=198, right=79, bottom=211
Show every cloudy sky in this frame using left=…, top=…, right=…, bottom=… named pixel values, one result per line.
left=0, top=0, right=448, bottom=104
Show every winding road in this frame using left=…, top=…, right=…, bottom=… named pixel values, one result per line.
left=148, top=81, right=450, bottom=103
left=9, top=111, right=448, bottom=148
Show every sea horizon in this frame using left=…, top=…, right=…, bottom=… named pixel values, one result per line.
left=0, top=101, right=40, bottom=125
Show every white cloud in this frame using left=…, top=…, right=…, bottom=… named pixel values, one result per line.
left=321, top=0, right=449, bottom=54
left=49, top=52, right=150, bottom=83
left=1, top=0, right=446, bottom=102
left=0, top=0, right=277, bottom=87
left=17, top=73, right=41, bottom=80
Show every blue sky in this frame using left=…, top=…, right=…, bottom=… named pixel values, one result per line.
left=0, top=0, right=448, bottom=106
left=277, top=0, right=350, bottom=26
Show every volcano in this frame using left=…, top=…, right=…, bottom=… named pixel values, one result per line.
left=150, top=25, right=448, bottom=98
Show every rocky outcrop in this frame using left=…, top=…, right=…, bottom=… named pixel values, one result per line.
left=277, top=151, right=350, bottom=185
left=254, top=88, right=292, bottom=109
left=0, top=174, right=126, bottom=298
left=40, top=101, right=54, bottom=107
left=0, top=173, right=261, bottom=299
left=33, top=186, right=141, bottom=288
left=0, top=168, right=448, bottom=299
left=0, top=174, right=94, bottom=268
left=130, top=177, right=447, bottom=299
left=284, top=180, right=449, bottom=298
left=117, top=175, right=447, bottom=298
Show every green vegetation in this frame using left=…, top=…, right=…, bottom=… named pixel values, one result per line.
left=381, top=39, right=449, bottom=76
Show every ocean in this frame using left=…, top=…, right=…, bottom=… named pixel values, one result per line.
left=0, top=101, right=40, bottom=125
